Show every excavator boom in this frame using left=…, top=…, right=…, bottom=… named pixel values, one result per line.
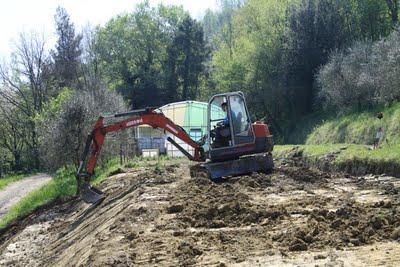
left=76, top=108, right=204, bottom=203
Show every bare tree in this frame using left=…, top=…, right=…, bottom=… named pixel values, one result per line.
left=0, top=31, right=50, bottom=169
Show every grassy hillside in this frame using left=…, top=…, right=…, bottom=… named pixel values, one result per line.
left=278, top=103, right=400, bottom=178
left=287, top=103, right=400, bottom=146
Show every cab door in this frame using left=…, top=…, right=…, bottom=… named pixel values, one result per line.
left=228, top=93, right=255, bottom=145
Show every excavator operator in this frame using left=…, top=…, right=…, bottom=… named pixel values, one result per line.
left=221, top=102, right=229, bottom=127
left=212, top=102, right=231, bottom=148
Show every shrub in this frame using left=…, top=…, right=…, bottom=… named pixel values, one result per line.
left=37, top=86, right=128, bottom=171
left=317, top=27, right=400, bottom=111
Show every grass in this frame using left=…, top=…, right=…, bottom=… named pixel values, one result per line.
left=0, top=158, right=125, bottom=229
left=285, top=103, right=400, bottom=146
left=304, top=103, right=400, bottom=146
left=280, top=102, right=400, bottom=172
left=0, top=173, right=27, bottom=191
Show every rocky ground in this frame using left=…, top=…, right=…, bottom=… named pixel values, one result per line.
left=0, top=157, right=400, bottom=266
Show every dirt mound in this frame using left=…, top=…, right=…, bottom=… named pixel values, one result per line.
left=228, top=172, right=273, bottom=188
left=170, top=175, right=284, bottom=229
left=281, top=166, right=330, bottom=183
left=174, top=240, right=203, bottom=265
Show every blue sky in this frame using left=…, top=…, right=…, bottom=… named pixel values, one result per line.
left=0, top=0, right=218, bottom=58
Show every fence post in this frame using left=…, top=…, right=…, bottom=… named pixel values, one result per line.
left=0, top=157, right=3, bottom=178
left=120, top=144, right=123, bottom=165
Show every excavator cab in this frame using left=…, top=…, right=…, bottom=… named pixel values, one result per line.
left=208, top=92, right=254, bottom=151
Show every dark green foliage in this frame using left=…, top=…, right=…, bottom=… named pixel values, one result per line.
left=172, top=16, right=207, bottom=100
left=208, top=0, right=398, bottom=141
left=93, top=3, right=208, bottom=108
left=52, top=6, right=83, bottom=88
left=385, top=0, right=399, bottom=25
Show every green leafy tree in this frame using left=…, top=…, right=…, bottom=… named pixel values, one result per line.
left=93, top=3, right=167, bottom=108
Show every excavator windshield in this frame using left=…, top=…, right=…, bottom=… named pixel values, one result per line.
left=228, top=94, right=254, bottom=145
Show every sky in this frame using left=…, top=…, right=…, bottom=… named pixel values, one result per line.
left=0, top=0, right=218, bottom=59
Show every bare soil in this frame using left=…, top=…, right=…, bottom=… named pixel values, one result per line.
left=0, top=159, right=400, bottom=266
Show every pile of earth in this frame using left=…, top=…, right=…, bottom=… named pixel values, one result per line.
left=167, top=174, right=285, bottom=229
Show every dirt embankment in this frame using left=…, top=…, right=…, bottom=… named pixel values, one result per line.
left=281, top=146, right=400, bottom=178
left=0, top=159, right=400, bottom=266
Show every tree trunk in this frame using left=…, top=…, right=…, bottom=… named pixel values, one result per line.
left=386, top=0, right=399, bottom=25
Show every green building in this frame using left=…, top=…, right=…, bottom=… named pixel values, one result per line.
left=135, top=101, right=209, bottom=157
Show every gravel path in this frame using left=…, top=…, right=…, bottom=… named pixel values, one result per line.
left=0, top=174, right=52, bottom=219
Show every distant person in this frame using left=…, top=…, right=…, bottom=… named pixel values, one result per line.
left=373, top=127, right=383, bottom=149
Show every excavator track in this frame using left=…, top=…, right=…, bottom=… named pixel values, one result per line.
left=190, top=153, right=273, bottom=181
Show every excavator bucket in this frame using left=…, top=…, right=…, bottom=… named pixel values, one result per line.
left=80, top=183, right=105, bottom=204
left=190, top=153, right=273, bottom=181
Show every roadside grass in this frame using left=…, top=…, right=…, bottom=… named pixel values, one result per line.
left=286, top=102, right=400, bottom=146
left=0, top=174, right=27, bottom=191
left=0, top=158, right=125, bottom=229
left=0, top=156, right=184, bottom=229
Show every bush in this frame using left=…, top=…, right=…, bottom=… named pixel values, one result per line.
left=37, top=86, right=128, bottom=171
left=317, top=27, right=400, bottom=111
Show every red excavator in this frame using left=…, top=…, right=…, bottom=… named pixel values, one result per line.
left=76, top=91, right=274, bottom=203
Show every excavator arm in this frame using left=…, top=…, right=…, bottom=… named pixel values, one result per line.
left=76, top=108, right=204, bottom=203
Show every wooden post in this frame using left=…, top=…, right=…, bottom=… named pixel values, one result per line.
left=120, top=144, right=123, bottom=165
left=0, top=157, right=3, bottom=178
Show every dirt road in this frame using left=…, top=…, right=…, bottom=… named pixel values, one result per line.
left=0, top=174, right=52, bottom=219
left=0, top=159, right=399, bottom=266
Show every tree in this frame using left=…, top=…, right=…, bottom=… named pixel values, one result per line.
left=52, top=6, right=83, bottom=88
left=0, top=102, right=26, bottom=170
left=173, top=16, right=207, bottom=100
left=0, top=31, right=51, bottom=169
left=357, top=0, right=392, bottom=40
left=93, top=3, right=208, bottom=107
left=93, top=3, right=166, bottom=108
left=211, top=0, right=289, bottom=136
left=317, top=27, right=400, bottom=110
left=37, top=87, right=127, bottom=171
